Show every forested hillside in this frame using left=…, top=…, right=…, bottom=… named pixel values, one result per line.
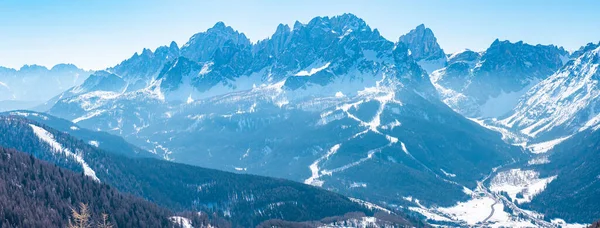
left=0, top=115, right=409, bottom=227
left=0, top=146, right=174, bottom=228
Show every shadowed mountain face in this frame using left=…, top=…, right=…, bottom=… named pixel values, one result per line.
left=430, top=40, right=569, bottom=118
left=523, top=128, right=600, bottom=223
left=41, top=14, right=525, bottom=214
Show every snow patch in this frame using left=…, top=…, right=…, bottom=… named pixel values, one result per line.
left=88, top=140, right=99, bottom=147
left=0, top=81, right=9, bottom=89
left=380, top=119, right=401, bottom=130
left=440, top=169, right=457, bottom=177
left=170, top=216, right=193, bottom=228
left=305, top=144, right=341, bottom=187
left=526, top=136, right=571, bottom=154
left=551, top=218, right=587, bottom=228
left=198, top=62, right=213, bottom=76
left=72, top=110, right=107, bottom=123
left=528, top=156, right=550, bottom=165
left=295, top=62, right=331, bottom=76
left=186, top=94, right=194, bottom=104
left=234, top=167, right=247, bottom=171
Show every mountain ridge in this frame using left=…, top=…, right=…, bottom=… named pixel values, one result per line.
left=27, top=13, right=600, bottom=226
left=43, top=14, right=526, bottom=218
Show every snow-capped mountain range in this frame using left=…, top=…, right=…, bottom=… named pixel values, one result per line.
left=13, top=13, right=599, bottom=227
left=429, top=40, right=568, bottom=118
left=43, top=14, right=526, bottom=221
left=0, top=64, right=91, bottom=111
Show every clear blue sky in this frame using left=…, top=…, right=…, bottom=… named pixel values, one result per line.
left=1, top=0, right=598, bottom=70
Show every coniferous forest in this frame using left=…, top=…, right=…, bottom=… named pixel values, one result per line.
left=0, top=146, right=172, bottom=228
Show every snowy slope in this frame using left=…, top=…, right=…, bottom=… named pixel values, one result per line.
left=29, top=123, right=99, bottom=181
left=501, top=44, right=600, bottom=141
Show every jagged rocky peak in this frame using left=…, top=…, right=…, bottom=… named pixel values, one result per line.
left=259, top=14, right=395, bottom=84
left=478, top=39, right=568, bottom=81
left=290, top=14, right=376, bottom=40
left=500, top=44, right=600, bottom=140
left=316, top=13, right=369, bottom=33
left=108, top=41, right=182, bottom=91
left=154, top=41, right=180, bottom=59
left=571, top=41, right=600, bottom=59
left=169, top=40, right=178, bottom=49
left=140, top=48, right=153, bottom=57
left=181, top=21, right=251, bottom=62
left=155, top=57, right=201, bottom=92
left=274, top=23, right=291, bottom=35
left=252, top=23, right=292, bottom=57
left=399, top=24, right=446, bottom=61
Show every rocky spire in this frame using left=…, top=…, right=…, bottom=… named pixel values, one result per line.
left=398, top=24, right=445, bottom=61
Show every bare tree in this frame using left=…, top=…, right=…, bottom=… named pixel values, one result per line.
left=68, top=203, right=91, bottom=228
left=97, top=213, right=113, bottom=228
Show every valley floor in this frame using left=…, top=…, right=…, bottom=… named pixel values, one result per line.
left=405, top=164, right=586, bottom=228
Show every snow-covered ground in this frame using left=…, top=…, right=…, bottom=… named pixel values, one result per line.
left=406, top=193, right=540, bottom=227
left=489, top=169, right=556, bottom=204
left=526, top=136, right=572, bottom=154
left=479, top=80, right=538, bottom=118
left=551, top=218, right=587, bottom=228
left=437, top=196, right=496, bottom=225
left=170, top=216, right=193, bottom=228
left=402, top=167, right=584, bottom=228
